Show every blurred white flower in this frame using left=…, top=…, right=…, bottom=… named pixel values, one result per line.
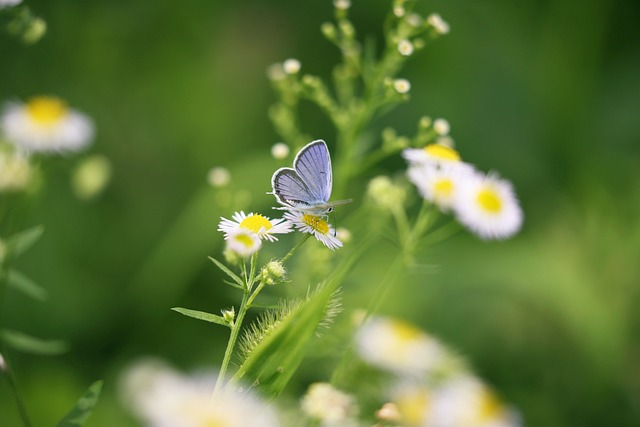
left=333, top=0, right=351, bottom=11
left=121, top=359, right=280, bottom=427
left=427, top=13, right=450, bottom=35
left=0, top=149, right=31, bottom=192
left=398, top=39, right=414, bottom=56
left=433, top=118, right=450, bottom=136
left=283, top=58, right=301, bottom=75
left=284, top=211, right=342, bottom=250
left=0, top=0, right=22, bottom=8
left=1, top=96, right=94, bottom=154
left=452, top=172, right=523, bottom=240
left=407, top=164, right=474, bottom=211
left=0, top=351, right=6, bottom=371
left=71, top=154, right=111, bottom=200
left=219, top=211, right=292, bottom=242
left=355, top=316, right=448, bottom=377
left=301, top=382, right=359, bottom=425
left=207, top=166, right=231, bottom=188
left=421, top=375, right=520, bottom=427
left=271, top=142, right=290, bottom=159
left=335, top=227, right=352, bottom=243
left=393, top=79, right=411, bottom=94
left=226, top=228, right=262, bottom=258
left=403, top=144, right=472, bottom=172
left=406, top=13, right=423, bottom=28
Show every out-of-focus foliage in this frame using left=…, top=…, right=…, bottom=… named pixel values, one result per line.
left=1, top=0, right=639, bottom=426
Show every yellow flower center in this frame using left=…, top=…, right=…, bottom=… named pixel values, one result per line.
left=424, top=144, right=460, bottom=161
left=477, top=188, right=502, bottom=213
left=433, top=178, right=453, bottom=198
left=390, top=319, right=423, bottom=342
left=235, top=233, right=255, bottom=248
left=26, top=96, right=68, bottom=125
left=478, top=389, right=504, bottom=421
left=302, top=214, right=330, bottom=235
left=398, top=390, right=430, bottom=426
left=239, top=214, right=272, bottom=233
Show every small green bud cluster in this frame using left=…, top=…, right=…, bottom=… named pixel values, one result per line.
left=260, top=260, right=287, bottom=286
left=367, top=176, right=407, bottom=212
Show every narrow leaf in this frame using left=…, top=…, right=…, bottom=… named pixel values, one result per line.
left=223, top=279, right=244, bottom=291
left=55, top=380, right=103, bottom=427
left=6, top=225, right=44, bottom=257
left=171, top=307, right=229, bottom=327
left=1, top=329, right=68, bottom=355
left=6, top=269, right=48, bottom=301
left=209, top=257, right=243, bottom=287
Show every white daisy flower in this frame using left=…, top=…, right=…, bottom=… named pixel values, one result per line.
left=398, top=39, right=414, bottom=56
left=0, top=149, right=31, bottom=192
left=421, top=374, right=521, bottom=427
left=355, top=316, right=449, bottom=377
left=407, top=164, right=474, bottom=211
left=1, top=96, right=94, bottom=154
left=403, top=144, right=474, bottom=173
left=453, top=172, right=523, bottom=240
left=283, top=211, right=342, bottom=250
left=301, top=382, right=359, bottom=424
left=225, top=229, right=262, bottom=258
left=218, top=211, right=292, bottom=242
left=121, top=359, right=280, bottom=427
left=393, top=78, right=411, bottom=94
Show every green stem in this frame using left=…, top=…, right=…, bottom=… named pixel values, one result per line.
left=214, top=289, right=250, bottom=395
left=281, top=234, right=311, bottom=264
left=1, top=352, right=33, bottom=427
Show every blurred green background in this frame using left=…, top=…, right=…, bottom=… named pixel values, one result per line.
left=2, top=0, right=640, bottom=425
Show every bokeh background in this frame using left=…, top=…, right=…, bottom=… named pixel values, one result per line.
left=2, top=0, right=640, bottom=425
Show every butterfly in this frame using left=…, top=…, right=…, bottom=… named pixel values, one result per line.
left=271, top=140, right=352, bottom=216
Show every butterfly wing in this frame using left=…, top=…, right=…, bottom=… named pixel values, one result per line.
left=293, top=140, right=332, bottom=204
left=271, top=167, right=318, bottom=208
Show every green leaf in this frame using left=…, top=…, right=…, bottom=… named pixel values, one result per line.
left=232, top=253, right=358, bottom=398
left=1, top=329, right=68, bottom=355
left=6, top=225, right=44, bottom=258
left=223, top=279, right=244, bottom=291
left=209, top=257, right=244, bottom=287
left=6, top=269, right=47, bottom=301
left=171, top=307, right=229, bottom=327
left=55, top=380, right=103, bottom=427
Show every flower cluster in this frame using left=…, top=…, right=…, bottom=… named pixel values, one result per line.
left=356, top=316, right=520, bottom=427
left=404, top=139, right=523, bottom=240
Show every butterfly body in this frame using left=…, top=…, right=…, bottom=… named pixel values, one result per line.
left=271, top=140, right=351, bottom=216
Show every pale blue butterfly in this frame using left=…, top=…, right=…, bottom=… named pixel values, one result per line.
left=271, top=140, right=352, bottom=216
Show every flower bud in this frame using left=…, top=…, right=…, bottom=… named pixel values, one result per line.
left=261, top=260, right=286, bottom=286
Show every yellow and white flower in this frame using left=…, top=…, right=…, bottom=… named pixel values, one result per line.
left=355, top=316, right=448, bottom=377
left=218, top=211, right=292, bottom=242
left=283, top=211, right=342, bottom=250
left=301, top=382, right=359, bottom=425
left=452, top=172, right=523, bottom=240
left=121, top=359, right=280, bottom=427
left=391, top=375, right=519, bottom=427
left=0, top=149, right=31, bottom=192
left=407, top=164, right=474, bottom=211
left=1, top=96, right=94, bottom=154
left=403, top=143, right=472, bottom=171
left=398, top=39, right=414, bottom=56
left=225, top=229, right=262, bottom=258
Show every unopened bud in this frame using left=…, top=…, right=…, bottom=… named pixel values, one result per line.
left=261, top=260, right=286, bottom=286
left=222, top=307, right=236, bottom=325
